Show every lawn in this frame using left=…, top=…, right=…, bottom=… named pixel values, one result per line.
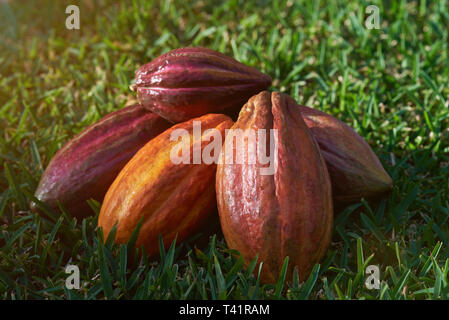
left=0, top=0, right=448, bottom=300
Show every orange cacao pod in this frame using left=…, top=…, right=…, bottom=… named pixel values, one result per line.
left=299, top=105, right=393, bottom=203
left=33, top=104, right=171, bottom=218
left=134, top=47, right=271, bottom=123
left=216, top=91, right=333, bottom=283
left=98, top=113, right=234, bottom=255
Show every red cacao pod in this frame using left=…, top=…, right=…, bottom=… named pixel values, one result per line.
left=216, top=91, right=333, bottom=283
left=33, top=104, right=171, bottom=218
left=134, top=47, right=271, bottom=123
left=98, top=113, right=234, bottom=255
left=299, top=105, right=393, bottom=203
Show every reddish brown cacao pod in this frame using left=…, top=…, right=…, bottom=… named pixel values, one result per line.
left=134, top=47, right=271, bottom=123
left=33, top=104, right=171, bottom=218
left=216, top=91, right=333, bottom=283
left=98, top=113, right=234, bottom=255
left=299, top=105, right=393, bottom=203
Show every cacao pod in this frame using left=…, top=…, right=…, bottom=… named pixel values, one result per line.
left=33, top=104, right=171, bottom=218
left=134, top=47, right=272, bottom=123
left=216, top=91, right=333, bottom=283
left=299, top=105, right=393, bottom=203
left=98, top=113, right=234, bottom=255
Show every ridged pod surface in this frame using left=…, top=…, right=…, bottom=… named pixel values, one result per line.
left=299, top=105, right=393, bottom=203
left=216, top=91, right=333, bottom=283
left=34, top=104, right=171, bottom=218
left=135, top=47, right=272, bottom=123
left=98, top=114, right=234, bottom=255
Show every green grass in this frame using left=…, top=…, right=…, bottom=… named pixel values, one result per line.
left=1, top=0, right=449, bottom=300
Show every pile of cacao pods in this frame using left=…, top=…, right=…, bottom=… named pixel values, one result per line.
left=33, top=47, right=392, bottom=283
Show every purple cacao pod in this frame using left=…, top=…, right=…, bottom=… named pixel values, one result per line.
left=33, top=104, right=171, bottom=218
left=134, top=47, right=272, bottom=123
